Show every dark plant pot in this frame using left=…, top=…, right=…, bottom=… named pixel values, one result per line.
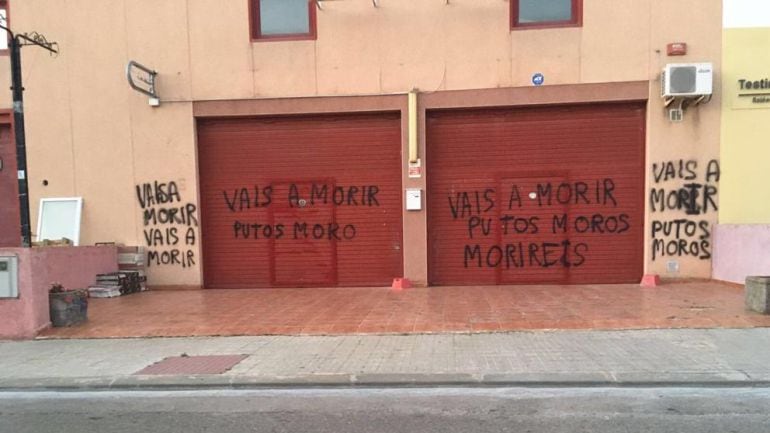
left=49, top=290, right=89, bottom=327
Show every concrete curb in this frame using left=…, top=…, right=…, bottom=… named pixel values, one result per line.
left=2, top=373, right=770, bottom=391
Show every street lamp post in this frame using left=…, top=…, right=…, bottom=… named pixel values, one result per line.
left=0, top=24, right=58, bottom=247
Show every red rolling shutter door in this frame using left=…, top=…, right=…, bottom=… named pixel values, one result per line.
left=427, top=103, right=646, bottom=285
left=197, top=113, right=403, bottom=288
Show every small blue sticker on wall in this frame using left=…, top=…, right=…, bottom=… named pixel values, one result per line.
left=532, top=73, right=545, bottom=86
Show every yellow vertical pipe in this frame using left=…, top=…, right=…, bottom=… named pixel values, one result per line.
left=408, top=91, right=418, bottom=163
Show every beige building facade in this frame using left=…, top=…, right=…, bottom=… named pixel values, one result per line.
left=0, top=0, right=723, bottom=288
left=713, top=0, right=770, bottom=284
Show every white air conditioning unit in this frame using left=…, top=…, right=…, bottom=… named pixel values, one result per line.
left=661, top=63, right=713, bottom=97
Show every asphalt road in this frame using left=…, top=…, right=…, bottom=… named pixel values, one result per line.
left=1, top=387, right=769, bottom=433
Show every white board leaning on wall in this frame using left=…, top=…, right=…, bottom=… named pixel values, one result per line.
left=36, top=198, right=83, bottom=246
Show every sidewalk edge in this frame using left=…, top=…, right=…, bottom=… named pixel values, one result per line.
left=2, top=373, right=770, bottom=391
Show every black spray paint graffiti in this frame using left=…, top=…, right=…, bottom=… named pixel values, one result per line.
left=463, top=241, right=589, bottom=269
left=448, top=180, right=618, bottom=220
left=222, top=185, right=273, bottom=210
left=649, top=159, right=720, bottom=260
left=136, top=180, right=198, bottom=268
left=650, top=159, right=720, bottom=215
left=450, top=179, right=625, bottom=270
left=231, top=221, right=358, bottom=240
left=222, top=183, right=380, bottom=241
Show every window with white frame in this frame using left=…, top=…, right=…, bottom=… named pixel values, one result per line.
left=0, top=1, right=8, bottom=52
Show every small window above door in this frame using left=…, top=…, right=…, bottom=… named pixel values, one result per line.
left=511, top=0, right=582, bottom=30
left=250, top=0, right=317, bottom=42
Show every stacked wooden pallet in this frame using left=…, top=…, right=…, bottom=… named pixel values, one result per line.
left=117, top=246, right=147, bottom=291
left=87, top=246, right=148, bottom=298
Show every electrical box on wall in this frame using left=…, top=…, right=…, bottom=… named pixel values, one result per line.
left=0, top=256, right=19, bottom=298
left=667, top=260, right=680, bottom=274
left=405, top=189, right=422, bottom=211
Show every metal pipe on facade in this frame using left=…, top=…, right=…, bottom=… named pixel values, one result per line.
left=408, top=90, right=418, bottom=163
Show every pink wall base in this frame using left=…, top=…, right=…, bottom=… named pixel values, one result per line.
left=713, top=224, right=770, bottom=284
left=0, top=246, right=118, bottom=340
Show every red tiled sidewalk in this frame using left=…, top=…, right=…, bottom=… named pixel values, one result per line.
left=38, top=281, right=770, bottom=339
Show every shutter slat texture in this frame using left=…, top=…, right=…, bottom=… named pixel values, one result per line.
left=198, top=113, right=403, bottom=288
left=427, top=103, right=646, bottom=285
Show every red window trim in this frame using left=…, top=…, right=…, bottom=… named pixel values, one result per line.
left=0, top=109, right=13, bottom=125
left=510, top=0, right=582, bottom=31
left=249, top=0, right=317, bottom=42
left=0, top=0, right=9, bottom=55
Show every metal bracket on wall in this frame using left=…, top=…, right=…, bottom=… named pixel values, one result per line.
left=17, top=32, right=59, bottom=55
left=126, top=60, right=158, bottom=99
